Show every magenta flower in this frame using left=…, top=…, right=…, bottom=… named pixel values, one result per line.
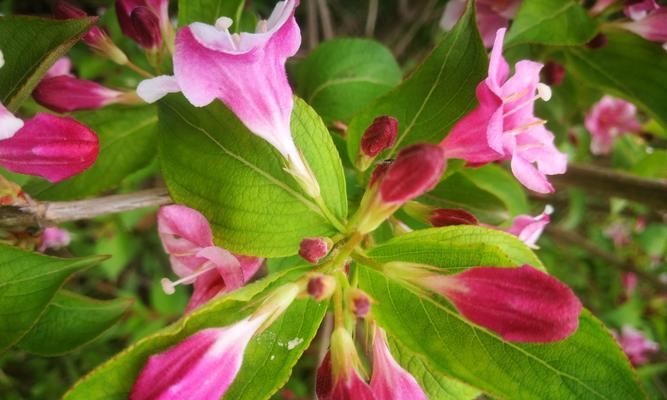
left=440, top=0, right=520, bottom=47
left=116, top=0, right=169, bottom=50
left=158, top=205, right=263, bottom=313
left=137, top=0, right=321, bottom=197
left=620, top=7, right=667, bottom=49
left=440, top=28, right=567, bottom=193
left=370, top=327, right=427, bottom=400
left=585, top=96, right=642, bottom=155
left=504, top=206, right=552, bottom=248
left=612, top=326, right=659, bottom=366
left=0, top=113, right=99, bottom=182
left=38, top=227, right=71, bottom=252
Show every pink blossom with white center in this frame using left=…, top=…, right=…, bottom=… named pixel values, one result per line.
left=440, top=0, right=521, bottom=47
left=504, top=205, right=552, bottom=248
left=619, top=6, right=667, bottom=49
left=585, top=96, right=642, bottom=155
left=158, top=205, right=263, bottom=313
left=137, top=0, right=321, bottom=197
left=0, top=50, right=24, bottom=140
left=612, top=326, right=659, bottom=366
left=440, top=29, right=567, bottom=193
left=370, top=327, right=427, bottom=400
left=38, top=227, right=71, bottom=252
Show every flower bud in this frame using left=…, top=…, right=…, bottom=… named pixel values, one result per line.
left=379, top=144, right=446, bottom=204
left=357, top=116, right=398, bottom=170
left=349, top=289, right=371, bottom=319
left=586, top=33, right=608, bottom=49
left=299, top=237, right=332, bottom=264
left=32, top=75, right=129, bottom=113
left=0, top=113, right=98, bottom=182
left=307, top=274, right=336, bottom=301
left=130, top=6, right=163, bottom=50
left=38, top=227, right=71, bottom=252
left=542, top=61, right=566, bottom=86
left=429, top=208, right=478, bottom=227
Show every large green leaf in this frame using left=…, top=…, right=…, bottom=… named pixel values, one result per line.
left=564, top=30, right=667, bottom=130
left=506, top=0, right=597, bottom=46
left=25, top=106, right=158, bottom=200
left=17, top=291, right=132, bottom=356
left=295, top=38, right=402, bottom=123
left=158, top=95, right=347, bottom=257
left=0, top=245, right=105, bottom=351
left=346, top=1, right=487, bottom=163
left=178, top=0, right=245, bottom=27
left=460, top=164, right=530, bottom=217
left=357, top=227, right=645, bottom=400
left=0, top=16, right=96, bottom=111
left=63, top=267, right=327, bottom=400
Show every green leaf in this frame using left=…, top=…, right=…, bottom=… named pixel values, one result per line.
left=346, top=2, right=487, bottom=162
left=357, top=227, right=644, bottom=400
left=63, top=268, right=326, bottom=400
left=459, top=164, right=530, bottom=217
left=178, top=0, right=245, bottom=27
left=0, top=16, right=96, bottom=111
left=25, top=106, right=158, bottom=200
left=388, top=336, right=480, bottom=400
left=564, top=30, right=667, bottom=130
left=0, top=245, right=105, bottom=351
left=295, top=38, right=402, bottom=123
left=158, top=95, right=347, bottom=257
left=506, top=0, right=597, bottom=46
left=17, top=291, right=133, bottom=356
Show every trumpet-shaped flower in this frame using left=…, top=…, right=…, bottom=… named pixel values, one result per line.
left=585, top=96, right=642, bottom=155
left=137, top=0, right=320, bottom=197
left=440, top=28, right=567, bottom=193
left=158, top=205, right=263, bottom=313
left=370, top=327, right=427, bottom=400
left=504, top=206, right=552, bottom=248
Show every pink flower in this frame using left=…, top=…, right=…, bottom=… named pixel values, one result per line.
left=440, top=28, right=568, bottom=194
left=603, top=221, right=632, bottom=248
left=504, top=206, right=552, bottom=248
left=624, top=0, right=659, bottom=21
left=622, top=272, right=638, bottom=299
left=391, top=263, right=582, bottom=342
left=620, top=7, right=667, bottom=48
left=137, top=0, right=320, bottom=197
left=38, top=227, right=71, bottom=252
left=0, top=51, right=24, bottom=140
left=440, top=0, right=521, bottom=47
left=158, top=205, right=263, bottom=313
left=613, top=326, right=659, bottom=366
left=116, top=0, right=169, bottom=50
left=0, top=113, right=99, bottom=182
left=585, top=96, right=642, bottom=155
left=370, top=327, right=427, bottom=400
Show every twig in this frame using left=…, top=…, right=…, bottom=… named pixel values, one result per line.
left=550, top=163, right=667, bottom=210
left=545, top=225, right=667, bottom=292
left=0, top=188, right=172, bottom=230
left=365, top=0, right=379, bottom=37
left=317, top=0, right=334, bottom=40
left=306, top=0, right=319, bottom=50
left=393, top=0, right=437, bottom=58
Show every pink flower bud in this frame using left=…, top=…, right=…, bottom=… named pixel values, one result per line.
left=0, top=113, right=98, bottom=182
left=129, top=6, right=163, bottom=50
left=429, top=208, right=479, bottom=227
left=349, top=289, right=371, bottom=319
left=299, top=237, right=332, bottom=264
left=542, top=61, right=566, bottom=86
left=38, top=227, right=71, bottom=252
left=370, top=327, right=427, bottom=400
left=428, top=265, right=582, bottom=342
left=53, top=1, right=104, bottom=47
left=116, top=0, right=169, bottom=49
left=360, top=116, right=398, bottom=157
left=307, top=274, right=336, bottom=301
left=379, top=144, right=446, bottom=204
left=33, top=75, right=125, bottom=113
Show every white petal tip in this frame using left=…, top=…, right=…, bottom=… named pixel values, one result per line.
left=537, top=83, right=552, bottom=102
left=0, top=114, right=24, bottom=140
left=136, top=75, right=180, bottom=104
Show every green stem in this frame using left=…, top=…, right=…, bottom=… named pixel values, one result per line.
left=314, top=195, right=347, bottom=233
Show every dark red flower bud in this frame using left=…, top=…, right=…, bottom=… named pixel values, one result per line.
left=369, top=161, right=391, bottom=187
left=349, top=289, right=371, bottom=319
left=542, top=61, right=566, bottom=86
left=429, top=208, right=478, bottom=227
left=586, top=33, right=608, bottom=49
left=130, top=6, right=163, bottom=49
left=360, top=116, right=398, bottom=157
left=379, top=144, right=445, bottom=204
left=33, top=76, right=124, bottom=113
left=53, top=1, right=104, bottom=47
left=307, top=274, right=336, bottom=301
left=299, top=237, right=332, bottom=264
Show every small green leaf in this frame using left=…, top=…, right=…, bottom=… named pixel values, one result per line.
left=63, top=267, right=326, bottom=400
left=506, top=0, right=597, bottom=46
left=17, top=290, right=132, bottom=356
left=0, top=16, right=96, bottom=111
left=296, top=38, right=402, bottom=123
left=158, top=96, right=347, bottom=257
left=25, top=106, right=158, bottom=200
left=564, top=30, right=667, bottom=130
left=178, top=0, right=245, bottom=28
left=0, top=245, right=106, bottom=351
left=346, top=2, right=487, bottom=162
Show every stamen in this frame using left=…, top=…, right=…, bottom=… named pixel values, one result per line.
left=502, top=84, right=552, bottom=118
left=544, top=204, right=555, bottom=215
left=505, top=119, right=547, bottom=136
left=502, top=88, right=530, bottom=103
left=160, top=262, right=217, bottom=295
left=257, top=20, right=268, bottom=33
left=231, top=33, right=242, bottom=48
left=215, top=16, right=234, bottom=31
left=536, top=83, right=552, bottom=101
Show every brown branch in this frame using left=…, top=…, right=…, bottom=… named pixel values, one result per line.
left=365, top=0, right=379, bottom=37
left=0, top=188, right=172, bottom=230
left=317, top=0, right=334, bottom=40
left=550, top=163, right=667, bottom=210
left=306, top=0, right=319, bottom=50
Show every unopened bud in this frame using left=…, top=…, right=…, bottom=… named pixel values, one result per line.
left=542, top=62, right=565, bottom=86
left=357, top=116, right=398, bottom=170
left=33, top=76, right=126, bottom=113
left=299, top=237, right=333, bottom=264
left=586, top=33, right=608, bottom=49
left=379, top=144, right=445, bottom=204
left=349, top=289, right=372, bottom=319
left=307, top=274, right=336, bottom=301
left=130, top=6, right=163, bottom=50
left=429, top=208, right=478, bottom=227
